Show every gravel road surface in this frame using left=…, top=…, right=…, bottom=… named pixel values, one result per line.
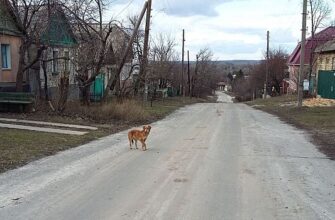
left=0, top=92, right=334, bottom=220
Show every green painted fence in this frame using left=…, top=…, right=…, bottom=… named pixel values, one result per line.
left=318, top=71, right=335, bottom=99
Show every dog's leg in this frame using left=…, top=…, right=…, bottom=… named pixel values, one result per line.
left=140, top=140, right=146, bottom=151
left=128, top=133, right=133, bottom=150
left=135, top=140, right=138, bottom=149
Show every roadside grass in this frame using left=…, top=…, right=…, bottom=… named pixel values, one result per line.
left=0, top=96, right=209, bottom=173
left=66, top=99, right=151, bottom=123
left=247, top=95, right=335, bottom=159
left=0, top=128, right=113, bottom=173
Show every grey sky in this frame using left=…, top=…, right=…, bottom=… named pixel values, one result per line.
left=108, top=0, right=335, bottom=60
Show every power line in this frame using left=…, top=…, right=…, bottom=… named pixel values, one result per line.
left=115, top=0, right=135, bottom=17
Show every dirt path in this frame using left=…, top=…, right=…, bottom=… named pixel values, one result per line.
left=0, top=93, right=334, bottom=220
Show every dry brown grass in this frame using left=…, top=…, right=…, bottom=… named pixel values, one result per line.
left=97, top=100, right=150, bottom=122
left=63, top=99, right=150, bottom=123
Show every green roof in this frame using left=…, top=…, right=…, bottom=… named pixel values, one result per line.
left=41, top=10, right=77, bottom=47
left=0, top=1, right=22, bottom=36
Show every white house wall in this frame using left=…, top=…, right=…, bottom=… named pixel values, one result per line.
left=39, top=47, right=77, bottom=88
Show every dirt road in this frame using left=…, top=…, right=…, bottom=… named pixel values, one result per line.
left=0, top=92, right=334, bottom=220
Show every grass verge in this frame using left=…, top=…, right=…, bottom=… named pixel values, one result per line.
left=0, top=96, right=207, bottom=173
left=0, top=128, right=113, bottom=173
left=247, top=95, right=335, bottom=160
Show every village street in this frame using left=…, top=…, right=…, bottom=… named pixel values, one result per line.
left=0, top=92, right=334, bottom=220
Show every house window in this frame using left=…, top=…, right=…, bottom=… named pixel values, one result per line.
left=52, top=50, right=59, bottom=74
left=1, top=44, right=11, bottom=69
left=107, top=67, right=112, bottom=80
left=64, top=51, right=70, bottom=72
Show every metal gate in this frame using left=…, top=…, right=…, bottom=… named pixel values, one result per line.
left=90, top=73, right=104, bottom=101
left=318, top=71, right=335, bottom=99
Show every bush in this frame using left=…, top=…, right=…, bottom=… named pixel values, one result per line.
left=59, top=99, right=150, bottom=123
left=100, top=100, right=150, bottom=122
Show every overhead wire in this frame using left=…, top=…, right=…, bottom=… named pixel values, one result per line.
left=114, top=0, right=135, bottom=17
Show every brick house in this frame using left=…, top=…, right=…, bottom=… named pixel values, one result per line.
left=0, top=0, right=24, bottom=91
left=287, top=27, right=335, bottom=93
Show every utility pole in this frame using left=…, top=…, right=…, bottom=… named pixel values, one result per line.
left=103, top=1, right=148, bottom=101
left=187, top=50, right=191, bottom=97
left=264, top=31, right=270, bottom=99
left=181, top=29, right=185, bottom=97
left=192, top=54, right=199, bottom=98
left=142, top=0, right=152, bottom=102
left=298, top=0, right=307, bottom=107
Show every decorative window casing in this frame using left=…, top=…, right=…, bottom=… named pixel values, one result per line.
left=1, top=44, right=11, bottom=69
left=64, top=51, right=70, bottom=73
left=52, top=50, right=59, bottom=74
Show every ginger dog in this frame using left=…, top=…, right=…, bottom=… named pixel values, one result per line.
left=128, top=125, right=152, bottom=151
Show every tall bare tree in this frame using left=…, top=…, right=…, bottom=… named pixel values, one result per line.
left=247, top=48, right=288, bottom=98
left=149, top=33, right=177, bottom=85
left=103, top=1, right=148, bottom=102
left=308, top=0, right=331, bottom=36
left=125, top=15, right=144, bottom=96
left=192, top=48, right=218, bottom=98
left=61, top=0, right=116, bottom=104
left=307, top=0, right=332, bottom=83
left=8, top=0, right=47, bottom=92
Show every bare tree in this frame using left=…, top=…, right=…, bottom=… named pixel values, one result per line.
left=8, top=0, right=48, bottom=92
left=247, top=48, right=288, bottom=98
left=149, top=34, right=177, bottom=84
left=308, top=0, right=331, bottom=36
left=126, top=15, right=144, bottom=97
left=192, top=48, right=218, bottom=98
left=103, top=1, right=148, bottom=102
left=307, top=0, right=332, bottom=82
left=61, top=0, right=116, bottom=105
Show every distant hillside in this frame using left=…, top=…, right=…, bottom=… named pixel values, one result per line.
left=214, top=60, right=260, bottom=66
left=187, top=60, right=260, bottom=66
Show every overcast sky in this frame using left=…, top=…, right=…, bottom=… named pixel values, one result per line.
left=107, top=0, right=335, bottom=61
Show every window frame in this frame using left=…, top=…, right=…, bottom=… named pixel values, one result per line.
left=332, top=57, right=335, bottom=70
left=64, top=50, right=70, bottom=73
left=1, top=44, right=11, bottom=70
left=52, top=49, right=59, bottom=74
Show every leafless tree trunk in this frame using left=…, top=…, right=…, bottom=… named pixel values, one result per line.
left=41, top=60, right=49, bottom=101
left=192, top=48, right=217, bottom=98
left=103, top=3, right=148, bottom=101
left=149, top=33, right=177, bottom=92
left=191, top=55, right=199, bottom=98
left=8, top=0, right=47, bottom=92
left=57, top=75, right=69, bottom=112
left=62, top=0, right=116, bottom=104
left=307, top=0, right=331, bottom=84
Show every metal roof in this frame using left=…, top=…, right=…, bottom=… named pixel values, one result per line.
left=315, top=39, right=335, bottom=53
left=288, top=27, right=335, bottom=66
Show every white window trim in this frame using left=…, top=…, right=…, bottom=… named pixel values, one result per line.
left=1, top=44, right=11, bottom=70
left=52, top=49, right=59, bottom=74
left=64, top=50, right=70, bottom=73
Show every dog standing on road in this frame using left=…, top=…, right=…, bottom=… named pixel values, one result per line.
left=128, top=125, right=152, bottom=151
